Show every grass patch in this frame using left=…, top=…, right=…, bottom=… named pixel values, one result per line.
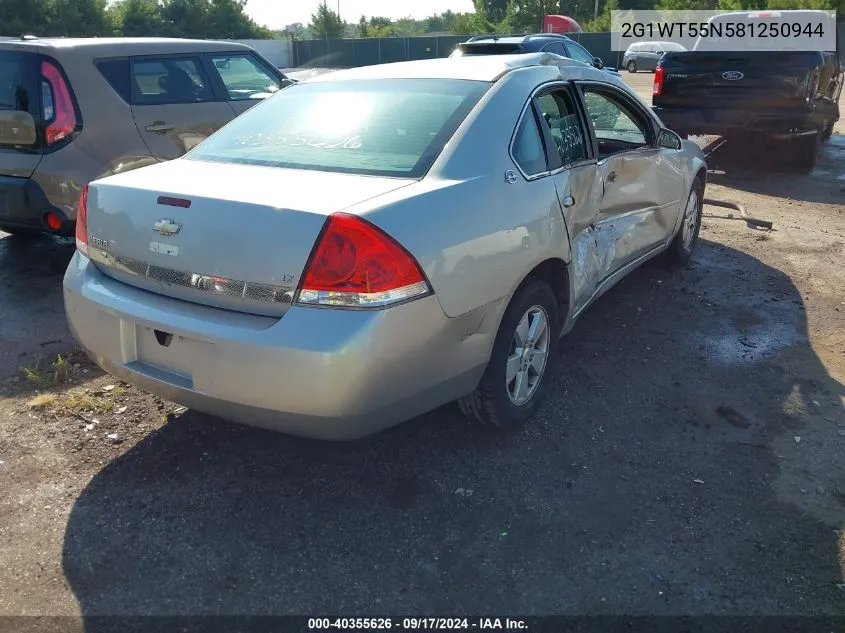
left=64, top=392, right=114, bottom=414
left=21, top=354, right=73, bottom=389
left=26, top=393, right=57, bottom=409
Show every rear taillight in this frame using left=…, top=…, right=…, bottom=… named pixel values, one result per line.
left=295, top=213, right=430, bottom=308
left=75, top=185, right=89, bottom=256
left=653, top=65, right=664, bottom=97
left=40, top=60, right=77, bottom=146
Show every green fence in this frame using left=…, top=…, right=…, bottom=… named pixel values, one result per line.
left=293, top=35, right=469, bottom=68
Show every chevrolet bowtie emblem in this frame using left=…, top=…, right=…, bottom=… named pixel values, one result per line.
left=153, top=219, right=182, bottom=236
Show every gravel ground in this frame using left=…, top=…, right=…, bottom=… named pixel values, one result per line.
left=0, top=72, right=843, bottom=619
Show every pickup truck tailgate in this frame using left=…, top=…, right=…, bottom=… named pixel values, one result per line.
left=655, top=51, right=818, bottom=110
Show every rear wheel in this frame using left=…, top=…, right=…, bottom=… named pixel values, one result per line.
left=662, top=176, right=704, bottom=268
left=458, top=279, right=559, bottom=430
left=627, top=60, right=637, bottom=73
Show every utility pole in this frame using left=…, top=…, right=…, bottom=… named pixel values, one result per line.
left=594, top=0, right=599, bottom=19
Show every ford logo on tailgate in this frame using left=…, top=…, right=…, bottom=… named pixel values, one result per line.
left=721, top=71, right=744, bottom=81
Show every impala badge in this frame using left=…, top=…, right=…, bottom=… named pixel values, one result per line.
left=153, top=219, right=182, bottom=236
left=721, top=71, right=744, bottom=81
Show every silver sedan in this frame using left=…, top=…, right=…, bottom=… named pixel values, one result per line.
left=63, top=53, right=707, bottom=440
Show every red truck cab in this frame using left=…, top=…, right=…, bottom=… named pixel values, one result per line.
left=542, top=15, right=582, bottom=34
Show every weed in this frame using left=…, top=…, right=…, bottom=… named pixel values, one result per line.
left=64, top=392, right=113, bottom=414
left=26, top=393, right=56, bottom=409
left=21, top=354, right=74, bottom=389
left=54, top=355, right=72, bottom=384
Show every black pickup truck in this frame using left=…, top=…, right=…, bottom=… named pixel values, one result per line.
left=652, top=11, right=843, bottom=169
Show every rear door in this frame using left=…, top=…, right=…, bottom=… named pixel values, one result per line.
left=205, top=51, right=285, bottom=117
left=0, top=49, right=43, bottom=178
left=531, top=84, right=602, bottom=313
left=129, top=54, right=235, bottom=160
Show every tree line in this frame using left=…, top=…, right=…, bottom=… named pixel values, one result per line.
left=305, top=0, right=842, bottom=38
left=0, top=0, right=273, bottom=39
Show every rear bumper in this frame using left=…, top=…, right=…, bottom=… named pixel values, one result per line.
left=63, top=253, right=497, bottom=440
left=652, top=105, right=837, bottom=139
left=0, top=175, right=74, bottom=234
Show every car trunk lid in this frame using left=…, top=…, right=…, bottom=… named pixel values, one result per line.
left=656, top=51, right=820, bottom=110
left=86, top=159, right=416, bottom=317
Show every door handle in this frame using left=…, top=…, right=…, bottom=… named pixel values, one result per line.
left=145, top=123, right=175, bottom=133
left=562, top=196, right=575, bottom=208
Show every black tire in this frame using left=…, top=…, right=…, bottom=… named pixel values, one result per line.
left=786, top=131, right=820, bottom=170
left=662, top=176, right=704, bottom=268
left=458, top=279, right=560, bottom=430
left=627, top=60, right=637, bottom=73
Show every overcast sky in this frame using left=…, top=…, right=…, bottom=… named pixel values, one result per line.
left=244, top=0, right=476, bottom=29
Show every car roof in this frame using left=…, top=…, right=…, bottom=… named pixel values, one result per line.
left=302, top=53, right=618, bottom=84
left=0, top=37, right=253, bottom=56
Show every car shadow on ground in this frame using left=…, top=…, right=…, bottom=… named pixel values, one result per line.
left=704, top=133, right=845, bottom=204
left=60, top=240, right=845, bottom=621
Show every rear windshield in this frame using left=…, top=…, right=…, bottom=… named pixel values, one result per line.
left=454, top=43, right=522, bottom=56
left=186, top=78, right=489, bottom=178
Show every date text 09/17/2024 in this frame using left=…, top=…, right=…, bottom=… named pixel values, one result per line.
left=307, top=618, right=529, bottom=630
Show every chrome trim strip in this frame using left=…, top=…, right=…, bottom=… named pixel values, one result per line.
left=88, top=246, right=295, bottom=305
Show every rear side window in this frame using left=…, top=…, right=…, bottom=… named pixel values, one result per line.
left=511, top=109, right=547, bottom=176
left=542, top=42, right=568, bottom=56
left=131, top=56, right=214, bottom=105
left=535, top=90, right=588, bottom=165
left=95, top=58, right=131, bottom=103
left=187, top=78, right=490, bottom=178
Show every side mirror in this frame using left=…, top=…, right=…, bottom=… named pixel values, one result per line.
left=0, top=110, right=37, bottom=146
left=593, top=57, right=604, bottom=69
left=215, top=60, right=231, bottom=70
left=657, top=128, right=682, bottom=150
